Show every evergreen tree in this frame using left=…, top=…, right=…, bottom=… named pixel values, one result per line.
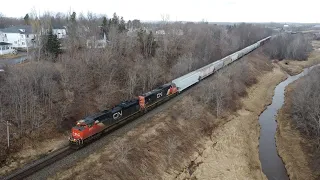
left=118, top=17, right=126, bottom=33
left=24, top=14, right=30, bottom=25
left=45, top=30, right=62, bottom=59
left=101, top=16, right=108, bottom=38
left=70, top=12, right=76, bottom=23
left=132, top=19, right=141, bottom=29
left=111, top=13, right=119, bottom=26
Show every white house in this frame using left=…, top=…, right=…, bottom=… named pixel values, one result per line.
left=0, top=42, right=14, bottom=55
left=155, top=29, right=184, bottom=36
left=0, top=25, right=35, bottom=49
left=86, top=33, right=108, bottom=49
left=52, top=25, right=67, bottom=39
left=155, top=30, right=166, bottom=35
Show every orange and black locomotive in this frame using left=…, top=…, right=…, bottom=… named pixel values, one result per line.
left=69, top=83, right=178, bottom=148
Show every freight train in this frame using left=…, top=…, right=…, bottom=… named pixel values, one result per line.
left=69, top=36, right=271, bottom=148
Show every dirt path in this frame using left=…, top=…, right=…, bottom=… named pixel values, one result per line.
left=175, top=65, right=286, bottom=180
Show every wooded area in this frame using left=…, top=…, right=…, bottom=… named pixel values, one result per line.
left=0, top=12, right=271, bottom=163
left=291, top=67, right=320, bottom=146
left=264, top=33, right=313, bottom=60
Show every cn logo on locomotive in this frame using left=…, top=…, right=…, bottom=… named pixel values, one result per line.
left=113, top=111, right=123, bottom=120
left=73, top=132, right=80, bottom=137
left=157, top=92, right=163, bottom=98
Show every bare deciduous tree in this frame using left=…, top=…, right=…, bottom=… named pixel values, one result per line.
left=291, top=67, right=320, bottom=147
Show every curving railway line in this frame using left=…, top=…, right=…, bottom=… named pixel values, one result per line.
left=1, top=36, right=271, bottom=180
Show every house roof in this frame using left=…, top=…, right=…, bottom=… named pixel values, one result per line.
left=0, top=42, right=12, bottom=45
left=0, top=25, right=33, bottom=34
left=52, top=23, right=67, bottom=29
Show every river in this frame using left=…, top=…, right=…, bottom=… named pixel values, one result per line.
left=259, top=64, right=319, bottom=180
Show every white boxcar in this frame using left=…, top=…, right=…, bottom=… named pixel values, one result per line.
left=222, top=56, right=232, bottom=66
left=230, top=53, right=238, bottom=62
left=172, top=71, right=200, bottom=92
left=196, top=60, right=225, bottom=80
left=213, top=60, right=224, bottom=71
left=197, top=63, right=215, bottom=80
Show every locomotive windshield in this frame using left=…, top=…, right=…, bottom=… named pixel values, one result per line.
left=76, top=118, right=95, bottom=128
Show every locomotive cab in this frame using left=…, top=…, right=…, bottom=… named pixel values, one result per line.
left=69, top=118, right=99, bottom=146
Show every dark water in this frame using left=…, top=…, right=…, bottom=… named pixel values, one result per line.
left=259, top=65, right=319, bottom=180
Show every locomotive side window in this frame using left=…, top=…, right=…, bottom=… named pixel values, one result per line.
left=87, top=122, right=94, bottom=128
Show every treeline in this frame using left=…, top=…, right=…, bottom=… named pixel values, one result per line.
left=0, top=12, right=271, bottom=162
left=264, top=33, right=313, bottom=60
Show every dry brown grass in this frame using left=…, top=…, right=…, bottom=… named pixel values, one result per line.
left=0, top=54, right=22, bottom=59
left=50, top=96, right=217, bottom=180
left=175, top=64, right=286, bottom=180
left=0, top=133, right=68, bottom=176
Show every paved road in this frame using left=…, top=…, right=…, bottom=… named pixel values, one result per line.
left=0, top=54, right=28, bottom=70
left=0, top=56, right=28, bottom=65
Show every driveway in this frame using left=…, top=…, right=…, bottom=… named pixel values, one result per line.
left=0, top=53, right=28, bottom=71
left=0, top=55, right=28, bottom=65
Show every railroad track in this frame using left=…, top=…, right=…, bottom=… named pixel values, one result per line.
left=2, top=90, right=189, bottom=180
left=2, top=147, right=74, bottom=180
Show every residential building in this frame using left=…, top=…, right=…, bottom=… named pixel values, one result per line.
left=86, top=33, right=108, bottom=49
left=0, top=25, right=35, bottom=49
left=155, top=29, right=184, bottom=36
left=52, top=25, right=67, bottom=39
left=155, top=30, right=165, bottom=35
left=0, top=42, right=14, bottom=55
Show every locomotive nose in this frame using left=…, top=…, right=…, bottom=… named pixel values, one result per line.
left=71, top=127, right=82, bottom=139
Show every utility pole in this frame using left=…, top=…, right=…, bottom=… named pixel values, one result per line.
left=0, top=120, right=10, bottom=148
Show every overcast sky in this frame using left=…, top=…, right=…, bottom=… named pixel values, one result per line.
left=1, top=0, right=319, bottom=23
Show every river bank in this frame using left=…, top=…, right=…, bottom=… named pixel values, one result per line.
left=174, top=64, right=286, bottom=180
left=276, top=81, right=317, bottom=180
left=275, top=41, right=320, bottom=180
